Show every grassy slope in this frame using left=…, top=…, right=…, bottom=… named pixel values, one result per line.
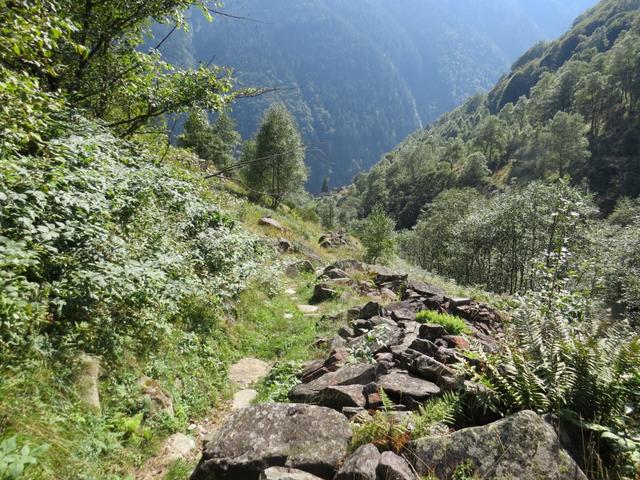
left=0, top=152, right=371, bottom=480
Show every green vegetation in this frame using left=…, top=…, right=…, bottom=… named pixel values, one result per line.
left=356, top=205, right=396, bottom=264
left=415, top=311, right=472, bottom=335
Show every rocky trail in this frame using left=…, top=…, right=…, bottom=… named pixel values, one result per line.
left=183, top=256, right=589, bottom=480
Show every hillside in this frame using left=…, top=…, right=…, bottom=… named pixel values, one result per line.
left=1, top=1, right=639, bottom=480
left=342, top=0, right=640, bottom=229
left=157, top=0, right=597, bottom=191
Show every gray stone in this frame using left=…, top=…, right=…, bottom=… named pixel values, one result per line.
left=397, top=350, right=455, bottom=382
left=408, top=410, right=587, bottom=480
left=359, top=302, right=388, bottom=319
left=259, top=217, right=284, bottom=230
left=278, top=238, right=293, bottom=253
left=318, top=385, right=366, bottom=409
left=163, top=433, right=197, bottom=463
left=321, top=267, right=349, bottom=280
left=335, top=444, right=380, bottom=480
left=260, top=467, right=324, bottom=480
left=289, top=363, right=376, bottom=403
left=418, top=323, right=448, bottom=340
left=348, top=324, right=404, bottom=355
left=191, top=404, right=351, bottom=480
left=232, top=389, right=258, bottom=410
left=229, top=358, right=271, bottom=388
left=378, top=371, right=440, bottom=401
left=376, top=451, right=417, bottom=480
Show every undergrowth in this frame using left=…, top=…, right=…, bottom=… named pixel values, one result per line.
left=415, top=311, right=471, bottom=335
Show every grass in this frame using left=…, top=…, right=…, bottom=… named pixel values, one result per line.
left=415, top=310, right=472, bottom=335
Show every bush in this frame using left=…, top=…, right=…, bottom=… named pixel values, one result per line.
left=415, top=311, right=471, bottom=335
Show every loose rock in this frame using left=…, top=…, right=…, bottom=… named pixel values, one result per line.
left=408, top=410, right=587, bottom=480
left=335, top=444, right=380, bottom=480
left=376, top=451, right=418, bottom=480
left=260, top=467, right=325, bottom=480
left=191, top=404, right=351, bottom=480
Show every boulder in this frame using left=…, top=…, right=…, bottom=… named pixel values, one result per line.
left=163, top=433, right=197, bottom=463
left=190, top=404, right=351, bottom=480
left=259, top=217, right=284, bottom=231
left=286, top=260, right=315, bottom=278
left=396, top=350, right=455, bottom=382
left=443, top=335, right=470, bottom=350
left=378, top=371, right=440, bottom=402
left=76, top=353, right=101, bottom=412
left=312, top=283, right=338, bottom=303
left=376, top=451, right=418, bottom=480
left=335, top=444, right=380, bottom=480
left=348, top=325, right=404, bottom=355
left=260, top=467, right=324, bottom=480
left=408, top=410, right=587, bottom=480
left=289, top=363, right=376, bottom=403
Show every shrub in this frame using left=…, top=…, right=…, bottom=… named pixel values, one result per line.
left=351, top=390, right=409, bottom=453
left=415, top=310, right=471, bottom=335
left=411, top=393, right=459, bottom=440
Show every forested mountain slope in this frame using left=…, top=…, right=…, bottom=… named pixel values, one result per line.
left=157, top=0, right=596, bottom=190
left=343, top=0, right=640, bottom=229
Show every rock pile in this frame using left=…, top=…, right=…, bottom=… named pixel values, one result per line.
left=290, top=262, right=502, bottom=415
left=189, top=261, right=587, bottom=480
left=318, top=232, right=353, bottom=249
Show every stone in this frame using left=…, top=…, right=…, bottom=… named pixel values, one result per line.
left=319, top=385, right=366, bottom=409
left=359, top=302, right=389, bottom=319
left=286, top=261, right=315, bottom=278
left=229, top=358, right=271, bottom=388
left=278, top=238, right=293, bottom=253
left=378, top=371, right=440, bottom=401
left=191, top=404, right=351, bottom=480
left=407, top=338, right=439, bottom=356
left=335, top=444, right=380, bottom=480
left=397, top=350, right=455, bottom=382
left=312, top=283, right=338, bottom=302
left=321, top=267, right=349, bottom=280
left=338, top=326, right=355, bottom=339
left=418, top=323, right=448, bottom=341
left=260, top=467, right=325, bottom=480
left=376, top=451, right=418, bottom=480
left=138, top=375, right=174, bottom=417
left=232, top=389, right=258, bottom=410
left=289, top=363, right=376, bottom=403
left=76, top=353, right=101, bottom=412
left=163, top=433, right=197, bottom=463
left=404, top=280, right=445, bottom=298
left=348, top=324, right=404, bottom=355
left=298, top=304, right=320, bottom=314
left=445, top=296, right=471, bottom=307
left=299, top=360, right=327, bottom=384
left=342, top=407, right=366, bottom=419
left=408, top=410, right=587, bottom=480
left=443, top=335, right=470, bottom=350
left=259, top=217, right=284, bottom=230
left=386, top=301, right=419, bottom=322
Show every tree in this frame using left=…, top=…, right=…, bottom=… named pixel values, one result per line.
left=359, top=205, right=396, bottom=264
left=539, top=112, right=590, bottom=178
left=474, top=115, right=507, bottom=169
left=243, top=104, right=307, bottom=208
left=457, top=152, right=491, bottom=187
left=321, top=177, right=330, bottom=193
left=179, top=111, right=240, bottom=169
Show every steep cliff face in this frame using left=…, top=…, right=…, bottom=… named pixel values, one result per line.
left=157, top=0, right=596, bottom=190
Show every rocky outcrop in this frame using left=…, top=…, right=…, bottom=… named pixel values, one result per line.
left=319, top=232, right=353, bottom=249
left=286, top=260, right=315, bottom=278
left=408, top=410, right=587, bottom=480
left=288, top=269, right=502, bottom=415
left=190, top=404, right=351, bottom=480
left=259, top=217, right=284, bottom=231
